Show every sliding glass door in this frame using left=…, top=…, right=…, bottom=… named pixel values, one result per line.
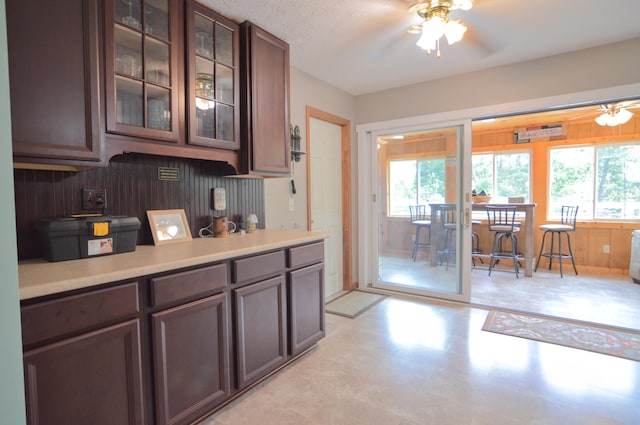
left=371, top=121, right=472, bottom=302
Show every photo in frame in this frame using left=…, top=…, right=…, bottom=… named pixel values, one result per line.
left=146, top=209, right=192, bottom=245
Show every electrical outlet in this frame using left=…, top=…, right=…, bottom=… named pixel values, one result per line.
left=82, top=188, right=107, bottom=210
left=603, top=245, right=610, bottom=253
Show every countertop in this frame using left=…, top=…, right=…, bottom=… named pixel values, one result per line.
left=18, top=229, right=328, bottom=301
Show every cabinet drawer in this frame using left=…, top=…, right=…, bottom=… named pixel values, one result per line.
left=232, top=250, right=285, bottom=284
left=21, top=281, right=139, bottom=347
left=150, top=263, right=228, bottom=308
left=288, top=242, right=324, bottom=269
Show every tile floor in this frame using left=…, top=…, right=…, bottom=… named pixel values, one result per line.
left=379, top=252, right=640, bottom=329
left=202, top=295, right=640, bottom=425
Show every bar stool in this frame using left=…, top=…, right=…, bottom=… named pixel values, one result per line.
left=486, top=206, right=520, bottom=277
left=409, top=205, right=431, bottom=261
left=472, top=220, right=484, bottom=266
left=439, top=204, right=457, bottom=270
left=535, top=205, right=579, bottom=277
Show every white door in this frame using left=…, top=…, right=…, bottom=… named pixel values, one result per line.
left=309, top=117, right=344, bottom=299
left=368, top=121, right=472, bottom=302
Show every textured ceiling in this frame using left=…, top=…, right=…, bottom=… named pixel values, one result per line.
left=200, top=0, right=640, bottom=96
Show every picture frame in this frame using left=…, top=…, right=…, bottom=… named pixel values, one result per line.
left=146, top=209, right=192, bottom=245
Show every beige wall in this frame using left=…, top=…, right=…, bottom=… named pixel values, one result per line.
left=264, top=67, right=357, bottom=233
left=355, top=37, right=640, bottom=125
left=271, top=38, right=640, bottom=287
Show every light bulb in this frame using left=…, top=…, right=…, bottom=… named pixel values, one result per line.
left=195, top=97, right=214, bottom=110
left=444, top=20, right=467, bottom=45
left=595, top=113, right=609, bottom=126
left=196, top=97, right=209, bottom=110
left=416, top=31, right=436, bottom=51
left=422, top=16, right=445, bottom=40
left=615, top=108, right=633, bottom=125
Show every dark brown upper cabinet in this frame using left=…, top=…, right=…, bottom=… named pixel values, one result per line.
left=7, top=0, right=103, bottom=166
left=104, top=0, right=180, bottom=143
left=186, top=1, right=240, bottom=150
left=240, top=22, right=291, bottom=176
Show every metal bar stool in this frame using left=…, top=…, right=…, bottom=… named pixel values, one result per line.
left=439, top=204, right=457, bottom=270
left=535, top=205, right=579, bottom=277
left=409, top=205, right=431, bottom=261
left=486, top=206, right=520, bottom=277
left=472, top=220, right=484, bottom=266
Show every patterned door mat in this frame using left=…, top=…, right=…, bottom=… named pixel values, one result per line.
left=482, top=310, right=640, bottom=362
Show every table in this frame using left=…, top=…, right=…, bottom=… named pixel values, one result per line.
left=429, top=203, right=537, bottom=277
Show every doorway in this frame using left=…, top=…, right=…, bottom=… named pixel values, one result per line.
left=306, top=106, right=353, bottom=299
left=367, top=121, right=473, bottom=302
left=358, top=97, right=640, bottom=329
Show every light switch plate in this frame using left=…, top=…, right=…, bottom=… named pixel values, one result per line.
left=212, top=188, right=226, bottom=211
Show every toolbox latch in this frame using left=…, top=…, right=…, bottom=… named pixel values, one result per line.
left=92, top=222, right=110, bottom=237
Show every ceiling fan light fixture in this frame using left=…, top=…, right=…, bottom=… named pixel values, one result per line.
left=416, top=30, right=436, bottom=51
left=452, top=0, right=473, bottom=11
left=410, top=0, right=472, bottom=57
left=444, top=20, right=467, bottom=45
left=596, top=112, right=609, bottom=127
left=195, top=97, right=214, bottom=111
left=423, top=15, right=446, bottom=39
left=616, top=108, right=634, bottom=125
left=595, top=113, right=610, bottom=126
left=595, top=107, right=634, bottom=126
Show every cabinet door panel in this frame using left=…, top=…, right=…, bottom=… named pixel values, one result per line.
left=105, top=0, right=180, bottom=142
left=186, top=1, right=240, bottom=149
left=242, top=24, right=290, bottom=175
left=152, top=293, right=230, bottom=425
left=289, top=263, right=325, bottom=356
left=23, top=320, right=144, bottom=425
left=7, top=0, right=102, bottom=163
left=234, top=275, right=287, bottom=389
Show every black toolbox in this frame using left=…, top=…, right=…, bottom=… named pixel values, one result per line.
left=37, top=215, right=141, bottom=262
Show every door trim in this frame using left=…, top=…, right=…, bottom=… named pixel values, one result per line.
left=305, top=106, right=354, bottom=291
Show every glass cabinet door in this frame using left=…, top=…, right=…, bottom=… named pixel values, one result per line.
left=187, top=1, right=240, bottom=149
left=106, top=0, right=179, bottom=142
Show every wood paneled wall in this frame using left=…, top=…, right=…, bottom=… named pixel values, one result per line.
left=14, top=153, right=264, bottom=260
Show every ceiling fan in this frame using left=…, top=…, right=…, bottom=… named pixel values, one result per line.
left=407, top=0, right=473, bottom=57
left=594, top=101, right=639, bottom=126
left=564, top=100, right=640, bottom=126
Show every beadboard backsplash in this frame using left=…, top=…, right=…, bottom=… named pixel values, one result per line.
left=14, top=153, right=264, bottom=260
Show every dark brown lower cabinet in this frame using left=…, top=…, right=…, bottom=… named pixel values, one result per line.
left=20, top=240, right=325, bottom=424
left=23, top=319, right=144, bottom=425
left=288, top=262, right=325, bottom=356
left=151, top=293, right=230, bottom=425
left=234, top=275, right=287, bottom=389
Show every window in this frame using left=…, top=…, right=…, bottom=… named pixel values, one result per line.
left=472, top=151, right=531, bottom=203
left=389, top=158, right=445, bottom=216
left=549, top=143, right=640, bottom=220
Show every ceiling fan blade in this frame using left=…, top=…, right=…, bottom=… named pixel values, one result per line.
left=462, top=26, right=498, bottom=56
left=567, top=112, right=600, bottom=121
left=618, top=101, right=640, bottom=109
